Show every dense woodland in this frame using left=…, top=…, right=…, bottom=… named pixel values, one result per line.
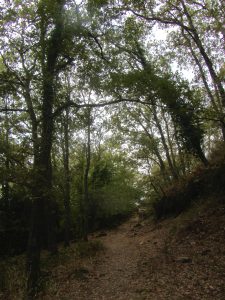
left=0, top=0, right=225, bottom=298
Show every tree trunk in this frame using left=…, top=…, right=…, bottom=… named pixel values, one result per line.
left=174, top=126, right=187, bottom=176
left=82, top=108, right=91, bottom=241
left=2, top=104, right=10, bottom=206
left=180, top=0, right=225, bottom=108
left=182, top=34, right=225, bottom=141
left=151, top=103, right=179, bottom=179
left=26, top=194, right=45, bottom=299
left=162, top=109, right=178, bottom=175
left=63, top=106, right=71, bottom=247
left=26, top=1, right=65, bottom=296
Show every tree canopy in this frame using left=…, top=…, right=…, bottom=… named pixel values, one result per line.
left=0, top=0, right=224, bottom=298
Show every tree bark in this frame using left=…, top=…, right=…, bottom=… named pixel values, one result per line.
left=2, top=101, right=10, bottom=207
left=180, top=0, right=225, bottom=108
left=82, top=108, right=91, bottom=241
left=63, top=105, right=72, bottom=247
left=151, top=103, right=179, bottom=179
left=182, top=32, right=225, bottom=140
left=26, top=1, right=65, bottom=297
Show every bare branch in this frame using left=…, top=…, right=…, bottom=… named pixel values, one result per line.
left=0, top=108, right=28, bottom=113
left=128, top=9, right=193, bottom=32
left=192, top=1, right=207, bottom=9
left=86, top=30, right=109, bottom=62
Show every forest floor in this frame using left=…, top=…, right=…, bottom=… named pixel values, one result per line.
left=39, top=198, right=225, bottom=300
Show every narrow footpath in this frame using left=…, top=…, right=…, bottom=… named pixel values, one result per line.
left=41, top=210, right=225, bottom=300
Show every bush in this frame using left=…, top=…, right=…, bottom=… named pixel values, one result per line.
left=152, top=162, right=225, bottom=219
left=153, top=179, right=200, bottom=219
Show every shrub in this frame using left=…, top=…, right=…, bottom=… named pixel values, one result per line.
left=152, top=162, right=225, bottom=219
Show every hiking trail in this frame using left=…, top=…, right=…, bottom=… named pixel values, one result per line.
left=41, top=211, right=225, bottom=300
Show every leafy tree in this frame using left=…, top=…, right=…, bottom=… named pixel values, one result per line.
left=117, top=0, right=225, bottom=139
left=0, top=1, right=224, bottom=298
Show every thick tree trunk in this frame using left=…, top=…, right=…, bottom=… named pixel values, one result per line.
left=41, top=73, right=58, bottom=253
left=195, top=145, right=209, bottom=167
left=26, top=1, right=65, bottom=296
left=26, top=193, right=45, bottom=299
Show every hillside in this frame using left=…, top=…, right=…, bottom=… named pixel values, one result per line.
left=32, top=197, right=225, bottom=300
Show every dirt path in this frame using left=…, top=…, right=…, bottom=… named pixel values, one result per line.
left=43, top=216, right=166, bottom=300
left=42, top=210, right=225, bottom=300
left=78, top=216, right=161, bottom=300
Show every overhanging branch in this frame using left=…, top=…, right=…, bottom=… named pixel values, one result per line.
left=0, top=108, right=29, bottom=113
left=52, top=97, right=152, bottom=118
left=128, top=9, right=193, bottom=33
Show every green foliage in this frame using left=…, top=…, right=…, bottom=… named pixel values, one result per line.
left=158, top=80, right=205, bottom=158
left=124, top=16, right=144, bottom=43
left=91, top=158, right=113, bottom=188
left=110, top=61, right=205, bottom=162
left=87, top=0, right=109, bottom=9
left=0, top=136, right=31, bottom=256
left=87, top=152, right=139, bottom=228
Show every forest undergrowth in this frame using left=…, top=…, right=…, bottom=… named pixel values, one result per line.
left=1, top=148, right=225, bottom=300
left=1, top=191, right=225, bottom=300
